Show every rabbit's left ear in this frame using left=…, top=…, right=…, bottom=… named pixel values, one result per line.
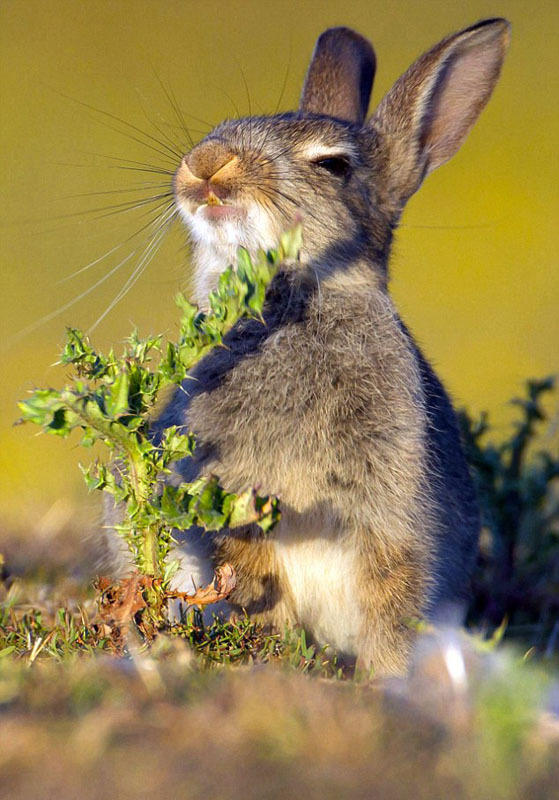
left=369, top=18, right=511, bottom=207
left=300, top=27, right=376, bottom=124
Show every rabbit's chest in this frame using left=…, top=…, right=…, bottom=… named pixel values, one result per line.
left=185, top=322, right=329, bottom=495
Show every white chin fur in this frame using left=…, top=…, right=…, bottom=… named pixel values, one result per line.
left=178, top=201, right=280, bottom=308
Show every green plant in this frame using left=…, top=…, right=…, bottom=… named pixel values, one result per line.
left=460, top=377, right=559, bottom=648
left=18, top=227, right=303, bottom=626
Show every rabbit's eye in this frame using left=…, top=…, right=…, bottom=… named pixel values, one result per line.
left=312, top=156, right=351, bottom=178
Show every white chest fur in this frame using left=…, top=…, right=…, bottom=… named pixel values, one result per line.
left=274, top=528, right=360, bottom=656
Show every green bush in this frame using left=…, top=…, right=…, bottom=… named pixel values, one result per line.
left=460, top=378, right=559, bottom=649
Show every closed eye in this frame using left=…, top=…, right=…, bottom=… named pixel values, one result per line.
left=312, top=155, right=352, bottom=178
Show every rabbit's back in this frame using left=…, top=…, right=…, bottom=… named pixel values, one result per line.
left=405, top=329, right=480, bottom=612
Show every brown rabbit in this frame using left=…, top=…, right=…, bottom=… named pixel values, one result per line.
left=117, top=19, right=511, bottom=674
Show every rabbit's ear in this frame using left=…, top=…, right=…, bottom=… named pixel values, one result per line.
left=300, top=27, right=376, bottom=124
left=369, top=18, right=510, bottom=208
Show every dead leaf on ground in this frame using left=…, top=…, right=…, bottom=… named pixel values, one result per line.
left=96, top=573, right=150, bottom=626
left=94, top=563, right=236, bottom=643
left=168, top=563, right=236, bottom=608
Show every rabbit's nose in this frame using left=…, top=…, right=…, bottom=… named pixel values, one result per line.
left=185, top=141, right=238, bottom=182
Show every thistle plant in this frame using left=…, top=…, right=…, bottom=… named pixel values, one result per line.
left=18, top=227, right=302, bottom=625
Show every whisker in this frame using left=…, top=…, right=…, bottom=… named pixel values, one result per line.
left=76, top=151, right=175, bottom=176
left=83, top=116, right=180, bottom=165
left=43, top=192, right=174, bottom=223
left=274, top=50, right=292, bottom=114
left=29, top=195, right=174, bottom=241
left=60, top=184, right=171, bottom=200
left=237, top=63, right=252, bottom=118
left=54, top=91, right=184, bottom=162
left=250, top=66, right=293, bottom=161
left=55, top=198, right=175, bottom=284
left=163, top=82, right=197, bottom=147
left=400, top=222, right=499, bottom=230
left=213, top=85, right=242, bottom=121
left=82, top=198, right=176, bottom=229
left=134, top=85, right=192, bottom=156
left=5, top=251, right=137, bottom=349
left=237, top=66, right=254, bottom=154
left=88, top=206, right=178, bottom=332
left=150, top=66, right=215, bottom=132
left=57, top=241, right=132, bottom=284
left=109, top=164, right=176, bottom=177
left=258, top=189, right=294, bottom=225
left=148, top=71, right=194, bottom=150
left=254, top=178, right=323, bottom=226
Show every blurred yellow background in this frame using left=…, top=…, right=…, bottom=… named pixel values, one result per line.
left=1, top=0, right=557, bottom=530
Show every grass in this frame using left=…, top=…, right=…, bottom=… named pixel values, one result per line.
left=0, top=377, right=558, bottom=798
left=0, top=589, right=558, bottom=799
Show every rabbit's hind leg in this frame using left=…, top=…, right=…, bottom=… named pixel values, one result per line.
left=356, top=540, right=429, bottom=676
left=214, top=527, right=298, bottom=633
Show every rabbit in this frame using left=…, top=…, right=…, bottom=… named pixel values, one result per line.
left=110, top=18, right=511, bottom=675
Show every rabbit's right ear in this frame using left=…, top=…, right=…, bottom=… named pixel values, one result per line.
left=369, top=18, right=511, bottom=211
left=300, top=27, right=376, bottom=125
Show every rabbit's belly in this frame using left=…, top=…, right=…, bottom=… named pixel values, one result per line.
left=274, top=533, right=360, bottom=656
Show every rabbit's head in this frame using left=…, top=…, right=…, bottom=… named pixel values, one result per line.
left=174, top=20, right=510, bottom=303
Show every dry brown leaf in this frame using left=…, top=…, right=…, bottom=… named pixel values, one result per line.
left=96, top=573, right=149, bottom=626
left=168, top=563, right=236, bottom=608
left=93, top=564, right=236, bottom=644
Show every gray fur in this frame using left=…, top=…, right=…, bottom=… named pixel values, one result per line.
left=109, top=21, right=510, bottom=673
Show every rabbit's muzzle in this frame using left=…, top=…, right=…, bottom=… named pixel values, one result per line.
left=175, top=139, right=242, bottom=209
left=186, top=139, right=238, bottom=182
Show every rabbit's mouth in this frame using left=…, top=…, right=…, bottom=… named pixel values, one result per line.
left=174, top=187, right=247, bottom=225
left=180, top=197, right=258, bottom=249
left=196, top=201, right=246, bottom=223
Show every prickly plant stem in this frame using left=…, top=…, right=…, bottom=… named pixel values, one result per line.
left=129, top=453, right=160, bottom=578
left=62, top=391, right=162, bottom=578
